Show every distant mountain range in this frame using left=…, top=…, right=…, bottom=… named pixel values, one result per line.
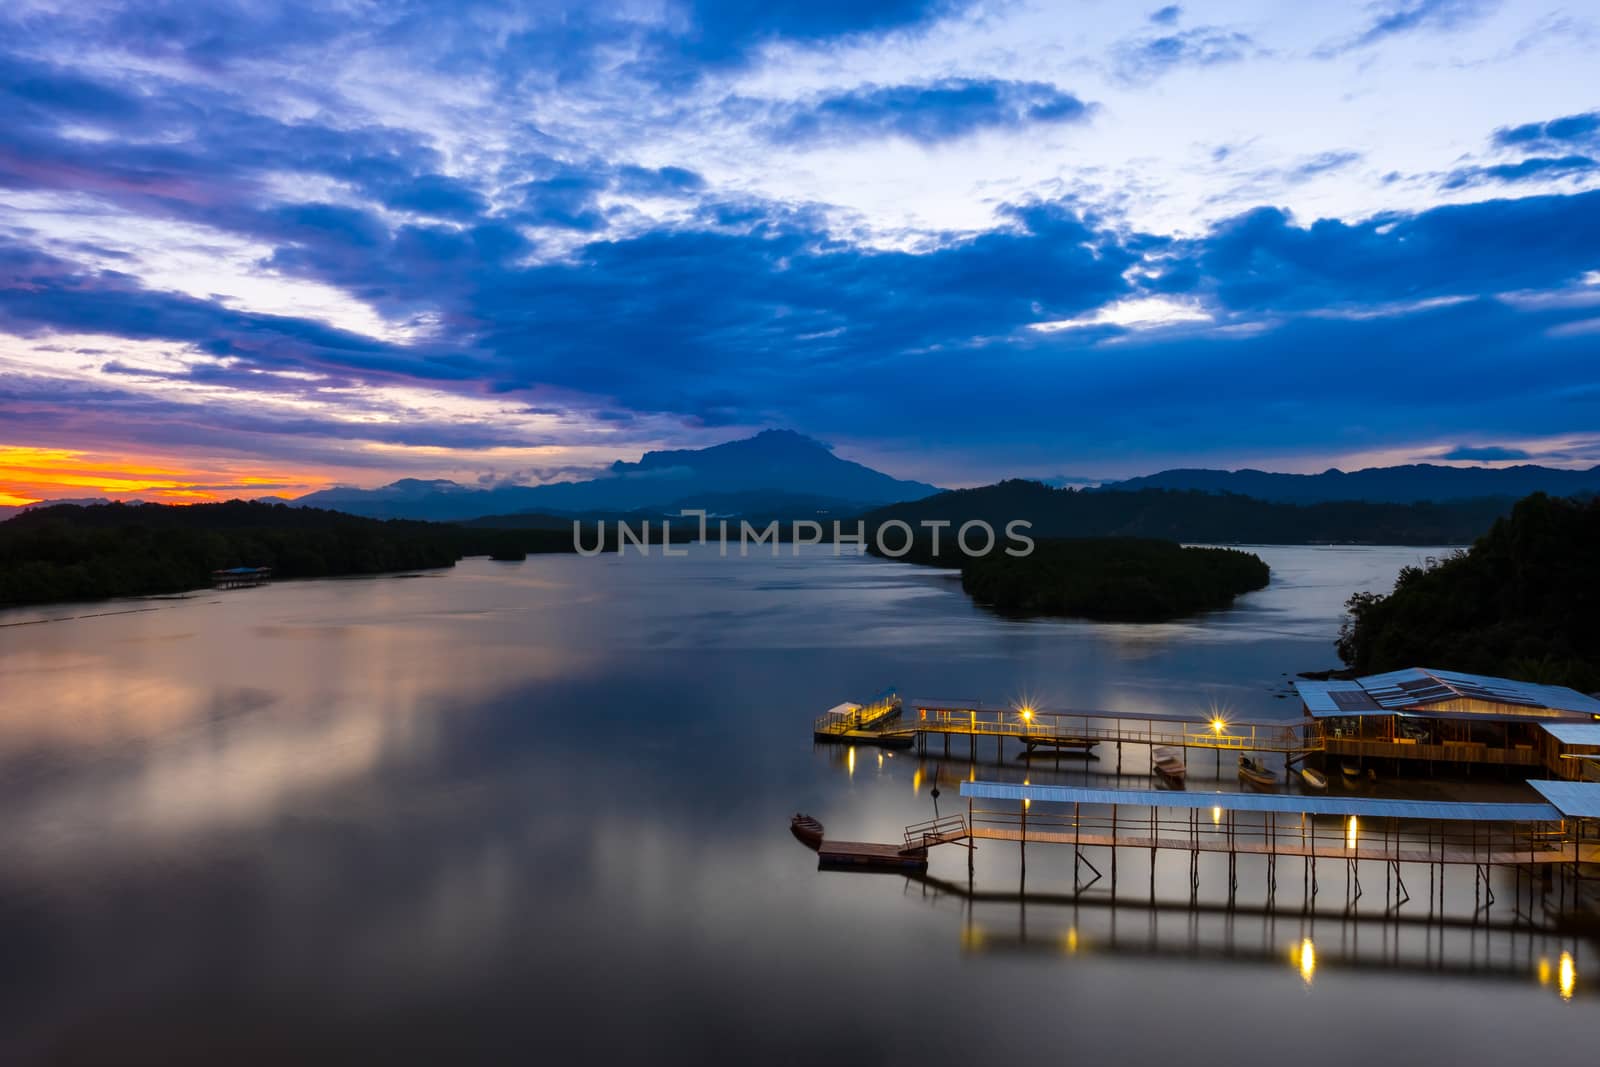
left=860, top=480, right=1519, bottom=546
left=6, top=442, right=1598, bottom=527
left=1106, top=464, right=1600, bottom=504
left=280, top=430, right=941, bottom=521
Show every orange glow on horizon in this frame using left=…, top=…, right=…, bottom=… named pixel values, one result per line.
left=1, top=444, right=332, bottom=506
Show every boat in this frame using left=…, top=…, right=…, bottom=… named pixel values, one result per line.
left=1237, top=755, right=1277, bottom=789
left=1300, top=767, right=1329, bottom=790
left=813, top=689, right=904, bottom=743
left=790, top=813, right=824, bottom=850
left=1152, top=746, right=1187, bottom=782
left=1341, top=761, right=1362, bottom=779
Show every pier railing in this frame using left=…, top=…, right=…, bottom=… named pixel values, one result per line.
left=953, top=807, right=1576, bottom=864
left=913, top=707, right=1319, bottom=753
left=904, top=814, right=967, bottom=852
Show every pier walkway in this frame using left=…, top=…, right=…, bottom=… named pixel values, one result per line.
left=821, top=697, right=1322, bottom=759
left=841, top=780, right=1600, bottom=918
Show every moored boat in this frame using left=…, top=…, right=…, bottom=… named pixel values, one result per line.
left=1153, top=746, right=1187, bottom=782
left=1238, top=755, right=1277, bottom=789
left=790, top=813, right=824, bottom=849
left=1341, top=760, right=1361, bottom=779
left=1300, top=767, right=1329, bottom=790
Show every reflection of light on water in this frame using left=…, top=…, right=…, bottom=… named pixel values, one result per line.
left=1346, top=816, right=1359, bottom=849
left=912, top=767, right=922, bottom=795
left=1539, top=957, right=1552, bottom=986
left=961, top=926, right=985, bottom=950
left=1559, top=951, right=1575, bottom=1001
left=1062, top=927, right=1079, bottom=954
left=847, top=746, right=855, bottom=778
left=1212, top=806, right=1221, bottom=825
left=1294, top=938, right=1315, bottom=985
left=876, top=751, right=883, bottom=770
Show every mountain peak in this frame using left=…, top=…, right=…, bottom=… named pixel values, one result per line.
left=288, top=430, right=938, bottom=520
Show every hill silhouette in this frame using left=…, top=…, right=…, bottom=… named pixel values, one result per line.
left=1336, top=492, right=1600, bottom=690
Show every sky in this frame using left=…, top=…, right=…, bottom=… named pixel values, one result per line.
left=2, top=0, right=1599, bottom=504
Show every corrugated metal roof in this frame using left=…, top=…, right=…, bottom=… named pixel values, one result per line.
left=1542, top=723, right=1600, bottom=746
left=1292, top=669, right=1600, bottom=718
left=1528, top=780, right=1600, bottom=818
left=958, top=781, right=1562, bottom=822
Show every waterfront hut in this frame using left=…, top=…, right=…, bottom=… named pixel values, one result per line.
left=1293, top=668, right=1600, bottom=780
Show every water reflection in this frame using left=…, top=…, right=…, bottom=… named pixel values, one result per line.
left=950, top=897, right=1589, bottom=999
left=0, top=547, right=1594, bottom=1064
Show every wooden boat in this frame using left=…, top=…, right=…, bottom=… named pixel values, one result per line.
left=1300, top=767, right=1329, bottom=790
left=790, top=813, right=824, bottom=850
left=1341, top=761, right=1362, bottom=779
left=1152, top=746, right=1187, bottom=782
left=1237, top=755, right=1277, bottom=789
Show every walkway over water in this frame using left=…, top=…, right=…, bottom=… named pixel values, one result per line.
left=900, top=699, right=1319, bottom=756
left=858, top=779, right=1600, bottom=918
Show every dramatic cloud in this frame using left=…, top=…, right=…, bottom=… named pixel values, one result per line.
left=764, top=79, right=1092, bottom=145
left=1161, top=190, right=1600, bottom=311
left=2, top=0, right=1599, bottom=497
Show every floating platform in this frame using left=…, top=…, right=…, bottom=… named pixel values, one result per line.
left=818, top=841, right=929, bottom=871
left=813, top=727, right=915, bottom=748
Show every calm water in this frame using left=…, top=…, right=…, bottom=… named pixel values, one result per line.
left=0, top=545, right=1590, bottom=1064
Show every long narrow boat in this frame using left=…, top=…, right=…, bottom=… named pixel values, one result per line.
left=790, top=813, right=824, bottom=850
left=1341, top=760, right=1362, bottom=779
left=1152, top=746, right=1187, bottom=783
left=1300, top=767, right=1329, bottom=790
left=1237, top=755, right=1277, bottom=789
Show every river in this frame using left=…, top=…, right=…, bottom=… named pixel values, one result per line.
left=0, top=544, right=1588, bottom=1064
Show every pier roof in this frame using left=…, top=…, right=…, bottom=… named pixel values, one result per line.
left=1294, top=668, right=1600, bottom=719
left=959, top=781, right=1563, bottom=822
left=1528, top=780, right=1600, bottom=819
left=1541, top=723, right=1600, bottom=746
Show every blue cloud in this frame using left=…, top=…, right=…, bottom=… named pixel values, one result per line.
left=681, top=0, right=968, bottom=63
left=1114, top=28, right=1254, bottom=82
left=615, top=165, right=707, bottom=198
left=1441, top=445, right=1534, bottom=461
left=765, top=79, right=1092, bottom=145
left=1321, top=0, right=1492, bottom=55
left=380, top=174, right=490, bottom=220
left=1493, top=110, right=1600, bottom=151
left=1149, top=6, right=1182, bottom=26
left=1442, top=155, right=1598, bottom=190
left=1162, top=190, right=1600, bottom=311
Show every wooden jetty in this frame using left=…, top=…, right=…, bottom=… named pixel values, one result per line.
left=818, top=841, right=929, bottom=871
left=818, top=779, right=1600, bottom=921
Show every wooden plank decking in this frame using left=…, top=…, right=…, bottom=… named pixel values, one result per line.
left=818, top=841, right=929, bottom=870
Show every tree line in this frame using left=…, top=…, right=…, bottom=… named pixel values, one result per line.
left=1337, top=493, right=1600, bottom=690
left=0, top=501, right=574, bottom=607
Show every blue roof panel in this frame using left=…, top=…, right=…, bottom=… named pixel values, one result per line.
left=1528, top=780, right=1600, bottom=818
